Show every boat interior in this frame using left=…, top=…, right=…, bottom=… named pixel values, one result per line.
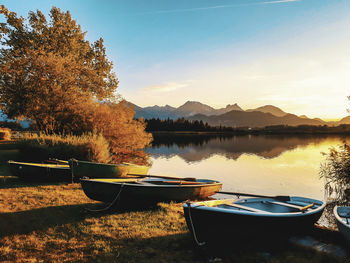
left=337, top=207, right=350, bottom=224
left=84, top=177, right=217, bottom=186
left=192, top=197, right=321, bottom=214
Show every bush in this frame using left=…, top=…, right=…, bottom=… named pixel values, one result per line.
left=93, top=101, right=153, bottom=164
left=17, top=132, right=112, bottom=163
left=0, top=128, right=11, bottom=140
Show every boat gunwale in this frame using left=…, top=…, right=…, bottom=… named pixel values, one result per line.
left=80, top=178, right=222, bottom=188
left=68, top=159, right=148, bottom=168
left=8, top=160, right=70, bottom=169
left=334, top=205, right=350, bottom=227
left=184, top=197, right=326, bottom=217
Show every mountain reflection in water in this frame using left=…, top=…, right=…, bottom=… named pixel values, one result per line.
left=147, top=134, right=350, bottom=162
left=146, top=134, right=350, bottom=200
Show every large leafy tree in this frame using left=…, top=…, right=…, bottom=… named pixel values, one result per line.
left=0, top=6, right=152, bottom=163
left=0, top=6, right=118, bottom=133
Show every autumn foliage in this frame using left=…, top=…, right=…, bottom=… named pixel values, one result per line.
left=0, top=6, right=152, bottom=163
left=0, top=128, right=11, bottom=140
left=94, top=101, right=152, bottom=163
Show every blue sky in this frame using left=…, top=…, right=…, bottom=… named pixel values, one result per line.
left=2, top=0, right=350, bottom=119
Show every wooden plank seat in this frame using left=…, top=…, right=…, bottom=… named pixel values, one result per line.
left=338, top=212, right=350, bottom=218
left=266, top=201, right=315, bottom=211
left=223, top=203, right=272, bottom=213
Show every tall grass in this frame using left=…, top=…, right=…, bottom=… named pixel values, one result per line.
left=16, top=131, right=112, bottom=163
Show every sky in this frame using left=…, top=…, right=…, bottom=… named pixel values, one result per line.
left=1, top=0, right=350, bottom=120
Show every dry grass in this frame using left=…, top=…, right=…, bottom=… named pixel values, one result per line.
left=0, top=180, right=197, bottom=263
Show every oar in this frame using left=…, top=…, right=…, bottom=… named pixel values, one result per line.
left=47, top=158, right=69, bottom=164
left=217, top=191, right=291, bottom=202
left=127, top=173, right=197, bottom=182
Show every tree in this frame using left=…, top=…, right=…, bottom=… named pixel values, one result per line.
left=0, top=6, right=152, bottom=163
left=0, top=6, right=118, bottom=133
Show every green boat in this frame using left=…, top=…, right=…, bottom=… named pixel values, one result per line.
left=8, top=160, right=72, bottom=182
left=68, top=159, right=150, bottom=179
left=80, top=177, right=222, bottom=207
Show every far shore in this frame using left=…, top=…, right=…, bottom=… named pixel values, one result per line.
left=149, top=124, right=350, bottom=135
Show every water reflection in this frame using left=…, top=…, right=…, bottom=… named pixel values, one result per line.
left=148, top=134, right=350, bottom=163
left=146, top=134, right=350, bottom=201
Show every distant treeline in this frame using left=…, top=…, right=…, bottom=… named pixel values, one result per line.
left=145, top=118, right=350, bottom=134
left=145, top=118, right=236, bottom=132
left=260, top=124, right=350, bottom=134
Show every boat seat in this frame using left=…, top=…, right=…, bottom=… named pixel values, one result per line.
left=223, top=203, right=272, bottom=213
left=339, top=212, right=350, bottom=218
left=267, top=201, right=314, bottom=211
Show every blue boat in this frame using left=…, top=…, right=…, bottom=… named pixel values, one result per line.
left=183, top=196, right=326, bottom=245
left=334, top=206, right=350, bottom=242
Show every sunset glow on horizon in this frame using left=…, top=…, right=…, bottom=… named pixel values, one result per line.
left=3, top=0, right=350, bottom=120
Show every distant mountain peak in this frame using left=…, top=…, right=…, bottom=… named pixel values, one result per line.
left=246, top=105, right=287, bottom=117
left=177, top=101, right=215, bottom=114
left=224, top=103, right=243, bottom=111
left=182, top=101, right=207, bottom=106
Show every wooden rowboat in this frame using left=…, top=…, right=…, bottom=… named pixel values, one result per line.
left=183, top=196, right=325, bottom=245
left=80, top=177, right=222, bottom=206
left=334, top=206, right=350, bottom=242
left=68, top=159, right=150, bottom=179
left=7, top=160, right=71, bottom=181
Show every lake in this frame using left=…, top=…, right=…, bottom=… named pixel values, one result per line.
left=145, top=134, right=350, bottom=200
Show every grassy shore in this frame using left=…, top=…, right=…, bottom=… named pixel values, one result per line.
left=0, top=178, right=348, bottom=263
left=0, top=142, right=349, bottom=262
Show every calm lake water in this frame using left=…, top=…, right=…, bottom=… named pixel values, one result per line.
left=145, top=134, right=350, bottom=200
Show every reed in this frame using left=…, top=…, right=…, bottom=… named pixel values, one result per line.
left=320, top=143, right=350, bottom=205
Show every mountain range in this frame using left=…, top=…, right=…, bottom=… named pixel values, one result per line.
left=129, top=101, right=350, bottom=128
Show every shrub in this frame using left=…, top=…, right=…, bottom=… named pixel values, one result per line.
left=0, top=128, right=11, bottom=140
left=17, top=132, right=112, bottom=163
left=93, top=101, right=153, bottom=164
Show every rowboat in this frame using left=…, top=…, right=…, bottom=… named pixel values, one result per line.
left=183, top=196, right=325, bottom=244
left=80, top=177, right=222, bottom=206
left=8, top=160, right=71, bottom=181
left=334, top=206, right=350, bottom=242
left=68, top=159, right=149, bottom=179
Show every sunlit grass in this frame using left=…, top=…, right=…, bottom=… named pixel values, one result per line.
left=0, top=181, right=197, bottom=263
